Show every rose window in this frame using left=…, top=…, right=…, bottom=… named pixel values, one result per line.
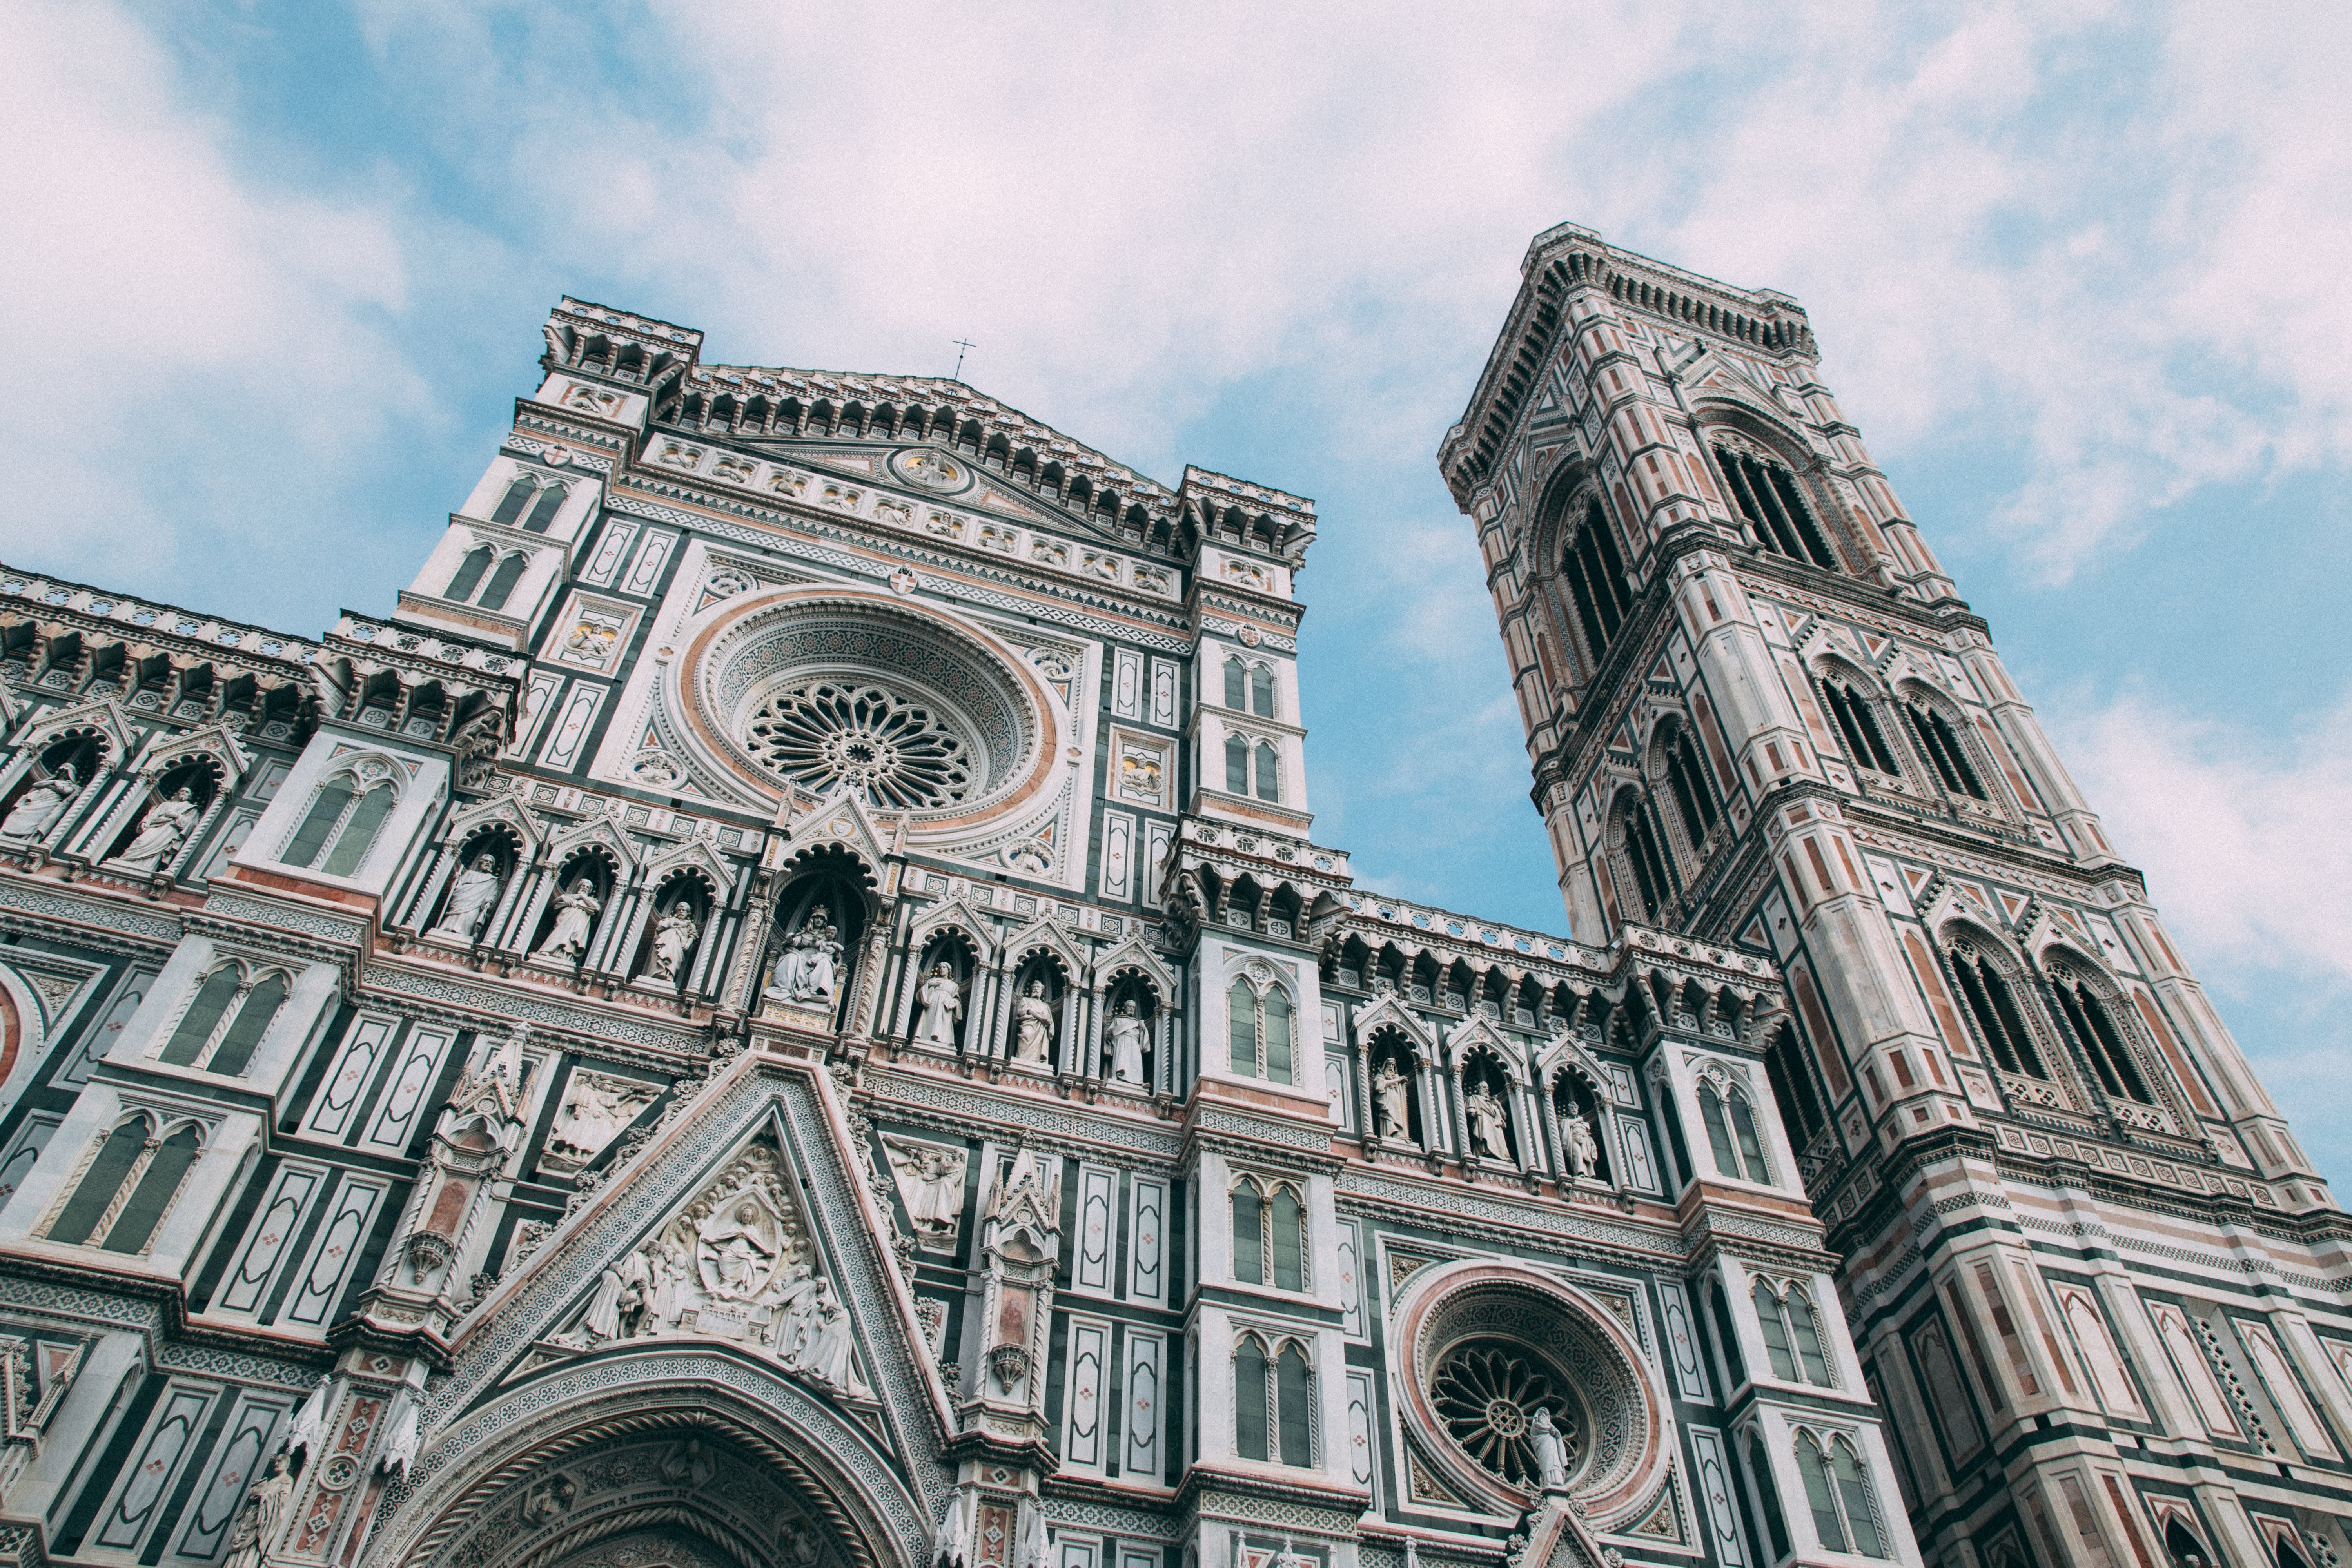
left=742, top=682, right=974, bottom=808
left=1431, top=1338, right=1579, bottom=1488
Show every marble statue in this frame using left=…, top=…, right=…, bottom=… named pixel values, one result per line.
left=221, top=1452, right=292, bottom=1568
left=1011, top=980, right=1054, bottom=1063
left=1466, top=1082, right=1512, bottom=1162
left=769, top=910, right=841, bottom=1002
left=1563, top=1105, right=1603, bottom=1182
left=648, top=900, right=700, bottom=982
left=1374, top=1060, right=1412, bottom=1139
left=453, top=706, right=505, bottom=791
left=535, top=877, right=601, bottom=963
left=1107, top=999, right=1147, bottom=1083
left=1530, top=1406, right=1570, bottom=1492
left=0, top=766, right=76, bottom=842
left=912, top=962, right=961, bottom=1045
left=882, top=1136, right=967, bottom=1244
left=111, top=786, right=198, bottom=876
left=428, top=853, right=501, bottom=942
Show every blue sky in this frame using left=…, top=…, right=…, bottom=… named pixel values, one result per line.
left=5, top=2, right=2349, bottom=1185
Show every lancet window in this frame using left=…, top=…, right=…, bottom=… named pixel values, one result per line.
left=1234, top=1332, right=1316, bottom=1467
left=1821, top=679, right=1903, bottom=775
left=1753, top=1278, right=1835, bottom=1385
left=2049, top=971, right=2152, bottom=1103
left=1662, top=724, right=1720, bottom=847
left=1615, top=790, right=1678, bottom=924
left=1762, top=1022, right=1827, bottom=1154
left=1902, top=701, right=1985, bottom=799
left=1746, top=1434, right=1793, bottom=1562
left=156, top=962, right=290, bottom=1076
left=1230, top=1176, right=1308, bottom=1292
left=43, top=1111, right=205, bottom=1254
left=488, top=473, right=569, bottom=533
left=1711, top=444, right=1839, bottom=570
left=443, top=545, right=532, bottom=612
left=1793, top=1432, right=1885, bottom=1557
left=1227, top=974, right=1295, bottom=1083
left=1561, top=498, right=1634, bottom=668
left=283, top=766, right=397, bottom=877
left=1944, top=943, right=2049, bottom=1080
left=1698, top=1069, right=1771, bottom=1183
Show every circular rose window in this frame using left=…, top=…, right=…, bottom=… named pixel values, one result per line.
left=1431, top=1337, right=1581, bottom=1489
left=742, top=681, right=974, bottom=808
left=1391, top=1259, right=1671, bottom=1528
left=672, top=587, right=1062, bottom=827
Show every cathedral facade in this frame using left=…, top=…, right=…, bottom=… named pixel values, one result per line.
left=0, top=225, right=2332, bottom=1568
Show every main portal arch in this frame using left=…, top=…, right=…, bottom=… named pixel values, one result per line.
left=364, top=1348, right=937, bottom=1568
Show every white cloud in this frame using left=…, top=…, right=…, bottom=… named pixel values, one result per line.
left=2056, top=687, right=2352, bottom=989
left=0, top=0, right=436, bottom=622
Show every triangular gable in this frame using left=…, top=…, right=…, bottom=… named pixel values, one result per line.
left=1349, top=991, right=1436, bottom=1057
left=1092, top=936, right=1179, bottom=1004
left=1994, top=889, right=2030, bottom=926
left=1534, top=1027, right=1616, bottom=1099
left=906, top=895, right=1002, bottom=964
left=134, top=722, right=254, bottom=787
left=439, top=793, right=546, bottom=855
left=14, top=697, right=136, bottom=771
left=998, top=916, right=1087, bottom=982
left=775, top=785, right=893, bottom=878
left=1442, top=1013, right=1527, bottom=1082
left=388, top=1056, right=948, bottom=1568
left=543, top=814, right=640, bottom=874
left=640, top=836, right=732, bottom=893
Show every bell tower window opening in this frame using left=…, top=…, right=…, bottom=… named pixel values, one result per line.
left=1663, top=726, right=1720, bottom=846
left=1225, top=656, right=1246, bottom=710
left=1618, top=792, right=1677, bottom=923
left=1254, top=741, right=1281, bottom=802
left=1902, top=702, right=1985, bottom=799
left=1230, top=1176, right=1308, bottom=1292
left=44, top=1113, right=205, bottom=1254
left=1234, top=1334, right=1317, bottom=1467
left=2050, top=975, right=2152, bottom=1103
left=1250, top=663, right=1276, bottom=718
left=1793, top=1432, right=1886, bottom=1558
left=1822, top=681, right=1902, bottom=775
left=445, top=546, right=493, bottom=603
left=1753, top=1279, right=1835, bottom=1385
left=1945, top=946, right=2048, bottom=1080
left=1561, top=498, right=1633, bottom=668
left=1763, top=1022, right=1826, bottom=1152
left=1711, top=445, right=1838, bottom=570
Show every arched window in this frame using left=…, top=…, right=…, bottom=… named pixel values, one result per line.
left=1561, top=498, right=1634, bottom=666
left=1250, top=664, right=1276, bottom=718
left=1229, top=980, right=1294, bottom=1083
left=158, top=967, right=288, bottom=1075
left=1755, top=1279, right=1800, bottom=1381
left=1620, top=793, right=1677, bottom=922
left=1232, top=1182, right=1264, bottom=1284
left=1821, top=680, right=1902, bottom=775
left=1946, top=946, right=2048, bottom=1079
left=521, top=482, right=567, bottom=533
left=445, top=546, right=494, bottom=603
left=283, top=772, right=397, bottom=877
left=1235, top=1335, right=1270, bottom=1461
left=1793, top=1434, right=1885, bottom=1557
left=1699, top=1077, right=1769, bottom=1182
left=1664, top=727, right=1720, bottom=846
left=1254, top=741, right=1280, bottom=802
left=1229, top=980, right=1258, bottom=1076
left=1270, top=1185, right=1305, bottom=1292
left=1785, top=1286, right=1834, bottom=1384
left=2050, top=975, right=2151, bottom=1103
left=478, top=552, right=530, bottom=612
left=1763, top=1023, right=1826, bottom=1152
left=46, top=1116, right=203, bottom=1253
left=1276, top=1342, right=1314, bottom=1466
left=1263, top=989, right=1293, bottom=1079
left=1711, top=445, right=1838, bottom=570
left=1225, top=734, right=1249, bottom=794
left=489, top=475, right=537, bottom=526
left=1232, top=1180, right=1308, bottom=1292
left=1225, top=657, right=1247, bottom=710
left=1709, top=1283, right=1749, bottom=1388
left=1902, top=702, right=1985, bottom=799
left=1747, top=1434, right=1792, bottom=1562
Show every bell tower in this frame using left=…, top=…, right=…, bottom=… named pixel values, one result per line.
left=1445, top=223, right=2352, bottom=1568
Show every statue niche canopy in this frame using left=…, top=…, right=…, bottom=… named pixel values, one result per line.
left=670, top=587, right=1062, bottom=826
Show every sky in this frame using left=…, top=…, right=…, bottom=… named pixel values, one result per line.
left=4, top=2, right=2349, bottom=1186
